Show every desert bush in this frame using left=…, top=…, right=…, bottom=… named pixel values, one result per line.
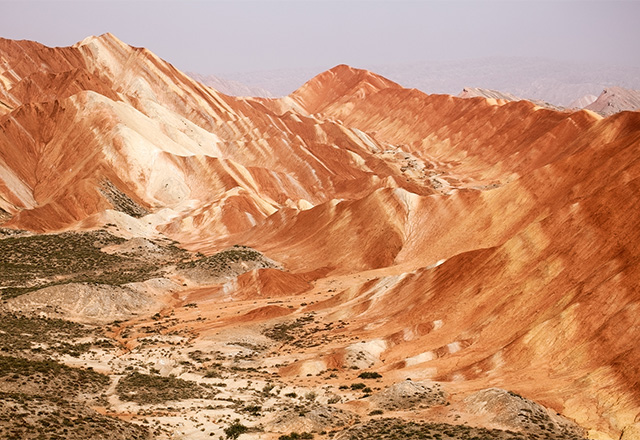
left=0, top=230, right=181, bottom=298
left=358, top=372, right=382, bottom=379
left=116, top=371, right=216, bottom=404
left=279, top=432, right=314, bottom=440
left=224, top=420, right=248, bottom=439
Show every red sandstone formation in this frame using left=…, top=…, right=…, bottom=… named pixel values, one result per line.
left=1, top=34, right=639, bottom=439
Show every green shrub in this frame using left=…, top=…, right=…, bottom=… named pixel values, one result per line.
left=243, top=404, right=261, bottom=416
left=116, top=371, right=215, bottom=404
left=224, top=420, right=248, bottom=439
left=358, top=372, right=382, bottom=379
left=279, top=432, right=313, bottom=440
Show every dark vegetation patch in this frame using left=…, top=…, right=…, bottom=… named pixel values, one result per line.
left=279, top=433, right=314, bottom=440
left=1, top=230, right=273, bottom=299
left=0, top=207, right=11, bottom=223
left=0, top=392, right=155, bottom=440
left=0, top=230, right=186, bottom=299
left=99, top=180, right=148, bottom=218
left=177, top=245, right=273, bottom=272
left=262, top=314, right=316, bottom=342
left=0, top=311, right=113, bottom=357
left=224, top=420, right=249, bottom=439
left=0, top=313, right=125, bottom=437
left=0, top=227, right=25, bottom=238
left=116, top=371, right=218, bottom=404
left=262, top=315, right=350, bottom=349
left=333, top=418, right=587, bottom=440
left=261, top=313, right=345, bottom=350
left=0, top=355, right=109, bottom=398
left=1, top=231, right=152, bottom=297
left=358, top=371, right=382, bottom=379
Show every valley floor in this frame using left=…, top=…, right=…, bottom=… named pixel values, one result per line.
left=0, top=263, right=588, bottom=440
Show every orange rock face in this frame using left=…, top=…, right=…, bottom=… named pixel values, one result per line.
left=1, top=34, right=639, bottom=438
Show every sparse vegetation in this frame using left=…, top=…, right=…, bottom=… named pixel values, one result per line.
left=0, top=230, right=180, bottom=298
left=262, top=314, right=316, bottom=343
left=224, top=420, right=248, bottom=439
left=177, top=246, right=271, bottom=272
left=371, top=381, right=448, bottom=410
left=0, top=312, right=104, bottom=356
left=336, top=418, right=529, bottom=440
left=0, top=392, right=155, bottom=440
left=358, top=371, right=382, bottom=379
left=242, top=404, right=262, bottom=416
left=279, top=432, right=313, bottom=440
left=116, top=372, right=217, bottom=404
left=0, top=35, right=608, bottom=440
left=99, top=180, right=148, bottom=218
left=0, top=355, right=109, bottom=398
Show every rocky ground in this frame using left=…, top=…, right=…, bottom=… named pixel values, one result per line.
left=0, top=229, right=590, bottom=440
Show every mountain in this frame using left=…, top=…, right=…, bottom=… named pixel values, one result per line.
left=568, top=94, right=598, bottom=109
left=371, top=58, right=640, bottom=107
left=1, top=34, right=640, bottom=440
left=201, top=57, right=640, bottom=107
left=585, top=86, right=640, bottom=116
left=457, top=87, right=564, bottom=110
left=458, top=87, right=520, bottom=102
left=0, top=35, right=425, bottom=234
left=186, top=72, right=274, bottom=97
left=197, top=66, right=321, bottom=97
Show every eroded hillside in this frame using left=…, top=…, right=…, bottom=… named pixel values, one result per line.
left=1, top=34, right=639, bottom=440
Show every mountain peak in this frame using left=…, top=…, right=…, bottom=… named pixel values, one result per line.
left=585, top=86, right=640, bottom=116
left=74, top=32, right=127, bottom=49
left=458, top=87, right=520, bottom=102
left=287, top=64, right=402, bottom=115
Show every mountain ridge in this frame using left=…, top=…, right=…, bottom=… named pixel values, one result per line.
left=191, top=57, right=640, bottom=107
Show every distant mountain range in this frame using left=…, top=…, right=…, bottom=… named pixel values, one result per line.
left=186, top=72, right=275, bottom=98
left=583, top=86, right=640, bottom=116
left=456, top=85, right=640, bottom=116
left=199, top=57, right=640, bottom=108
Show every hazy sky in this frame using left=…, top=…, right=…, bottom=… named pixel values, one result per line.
left=2, top=0, right=639, bottom=75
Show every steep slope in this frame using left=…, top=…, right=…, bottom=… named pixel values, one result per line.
left=287, top=112, right=640, bottom=435
left=569, top=93, right=598, bottom=109
left=458, top=87, right=563, bottom=110
left=311, top=86, right=604, bottom=181
left=585, top=86, right=640, bottom=116
left=259, top=64, right=403, bottom=117
left=181, top=67, right=640, bottom=438
left=0, top=35, right=433, bottom=233
left=458, top=87, right=519, bottom=102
